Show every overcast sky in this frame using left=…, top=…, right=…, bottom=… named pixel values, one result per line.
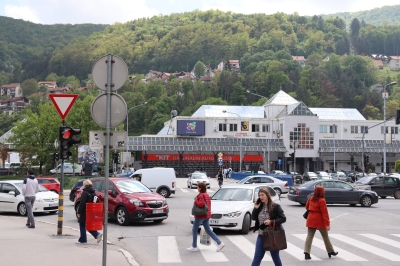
left=1, top=0, right=399, bottom=25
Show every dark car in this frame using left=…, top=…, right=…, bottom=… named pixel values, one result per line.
left=352, top=175, right=400, bottom=199
left=0, top=168, right=17, bottom=176
left=74, top=177, right=169, bottom=226
left=69, top=179, right=85, bottom=202
left=37, top=177, right=60, bottom=194
left=291, top=172, right=303, bottom=184
left=287, top=180, right=379, bottom=207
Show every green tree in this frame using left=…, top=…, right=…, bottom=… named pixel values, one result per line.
left=362, top=104, right=381, bottom=120
left=386, top=100, right=399, bottom=119
left=194, top=61, right=206, bottom=80
left=21, top=78, right=38, bottom=97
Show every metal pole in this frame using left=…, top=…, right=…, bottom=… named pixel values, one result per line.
left=293, top=143, right=296, bottom=173
left=383, top=94, right=387, bottom=174
left=333, top=124, right=336, bottom=172
left=102, top=54, right=113, bottom=266
left=267, top=105, right=270, bottom=173
left=57, top=123, right=64, bottom=235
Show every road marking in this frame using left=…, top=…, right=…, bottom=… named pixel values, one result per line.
left=330, top=234, right=400, bottom=261
left=158, top=236, right=181, bottom=263
left=330, top=213, right=349, bottom=221
left=180, top=188, right=189, bottom=193
left=284, top=241, right=321, bottom=261
left=293, top=234, right=366, bottom=261
left=197, top=238, right=229, bottom=262
left=392, top=234, right=400, bottom=238
left=360, top=234, right=400, bottom=249
left=226, top=235, right=271, bottom=261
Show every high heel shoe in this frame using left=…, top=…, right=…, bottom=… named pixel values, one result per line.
left=328, top=251, right=338, bottom=258
left=304, top=252, right=311, bottom=260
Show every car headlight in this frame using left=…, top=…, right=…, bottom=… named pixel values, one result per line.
left=36, top=198, right=44, bottom=203
left=223, top=211, right=242, bottom=217
left=163, top=199, right=168, bottom=206
left=129, top=199, right=145, bottom=206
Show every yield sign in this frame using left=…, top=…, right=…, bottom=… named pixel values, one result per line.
left=49, top=94, right=78, bottom=120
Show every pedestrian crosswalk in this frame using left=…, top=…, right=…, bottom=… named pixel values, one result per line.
left=156, top=233, right=400, bottom=264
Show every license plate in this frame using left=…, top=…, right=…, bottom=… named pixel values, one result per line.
left=210, top=219, right=219, bottom=224
left=49, top=203, right=58, bottom=207
left=152, top=209, right=164, bottom=214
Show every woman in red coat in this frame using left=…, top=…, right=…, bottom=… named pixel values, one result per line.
left=303, top=186, right=338, bottom=260
left=187, top=182, right=225, bottom=252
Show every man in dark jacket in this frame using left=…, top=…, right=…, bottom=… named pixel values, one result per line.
left=77, top=180, right=102, bottom=244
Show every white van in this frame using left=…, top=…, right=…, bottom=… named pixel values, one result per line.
left=130, top=168, right=176, bottom=198
left=50, top=163, right=83, bottom=176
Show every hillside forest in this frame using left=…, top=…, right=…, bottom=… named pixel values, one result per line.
left=1, top=9, right=400, bottom=170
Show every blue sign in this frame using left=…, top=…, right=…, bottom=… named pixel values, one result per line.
left=218, top=161, right=223, bottom=166
left=278, top=158, right=282, bottom=165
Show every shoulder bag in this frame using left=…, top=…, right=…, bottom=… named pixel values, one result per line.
left=303, top=209, right=309, bottom=219
left=192, top=194, right=209, bottom=216
left=263, top=220, right=287, bottom=251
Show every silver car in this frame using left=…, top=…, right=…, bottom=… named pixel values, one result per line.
left=233, top=175, right=289, bottom=196
left=187, top=172, right=210, bottom=189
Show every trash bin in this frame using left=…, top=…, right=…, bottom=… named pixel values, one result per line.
left=86, top=203, right=103, bottom=231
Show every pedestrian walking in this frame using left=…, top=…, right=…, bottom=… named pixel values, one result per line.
left=303, top=186, right=338, bottom=260
left=77, top=180, right=103, bottom=244
left=22, top=170, right=39, bottom=228
left=187, top=182, right=225, bottom=252
left=217, top=170, right=223, bottom=188
left=251, top=188, right=286, bottom=266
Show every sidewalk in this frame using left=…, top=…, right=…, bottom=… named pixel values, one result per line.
left=0, top=215, right=138, bottom=266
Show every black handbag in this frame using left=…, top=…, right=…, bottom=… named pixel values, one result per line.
left=303, top=210, right=309, bottom=219
left=192, top=194, right=208, bottom=216
left=262, top=220, right=287, bottom=251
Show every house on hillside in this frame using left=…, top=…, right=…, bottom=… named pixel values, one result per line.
left=191, top=63, right=215, bottom=79
left=292, top=56, right=306, bottom=67
left=0, top=97, right=29, bottom=114
left=389, top=56, right=400, bottom=70
left=217, top=60, right=240, bottom=72
left=143, top=70, right=170, bottom=83
left=38, top=81, right=57, bottom=89
left=0, top=83, right=22, bottom=98
left=47, top=87, right=69, bottom=94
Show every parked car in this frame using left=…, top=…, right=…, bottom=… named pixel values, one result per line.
left=303, top=172, right=318, bottom=181
left=0, top=168, right=17, bottom=176
left=0, top=180, right=59, bottom=215
left=189, top=184, right=279, bottom=234
left=291, top=172, right=303, bottom=184
left=316, top=172, right=332, bottom=180
left=74, top=177, right=168, bottom=226
left=130, top=168, right=176, bottom=198
left=331, top=172, right=351, bottom=182
left=69, top=179, right=85, bottom=202
left=288, top=180, right=379, bottom=207
left=352, top=175, right=400, bottom=199
left=187, top=172, right=210, bottom=189
left=234, top=175, right=289, bottom=196
left=36, top=177, right=60, bottom=194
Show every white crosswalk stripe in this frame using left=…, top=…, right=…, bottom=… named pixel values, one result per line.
left=284, top=241, right=322, bottom=261
left=158, top=236, right=181, bottom=263
left=226, top=235, right=271, bottom=261
left=196, top=239, right=229, bottom=262
left=330, top=234, right=400, bottom=261
left=293, top=234, right=366, bottom=261
left=360, top=234, right=400, bottom=249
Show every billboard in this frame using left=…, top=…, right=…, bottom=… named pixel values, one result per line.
left=177, top=120, right=205, bottom=136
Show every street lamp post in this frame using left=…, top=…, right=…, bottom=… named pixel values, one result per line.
left=126, top=102, right=148, bottom=166
left=222, top=110, right=242, bottom=172
left=246, top=90, right=270, bottom=173
left=333, top=124, right=336, bottom=172
left=382, top=81, right=397, bottom=174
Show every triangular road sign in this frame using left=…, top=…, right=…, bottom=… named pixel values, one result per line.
left=49, top=94, right=79, bottom=120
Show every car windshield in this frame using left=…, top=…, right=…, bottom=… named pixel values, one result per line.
left=14, top=183, right=48, bottom=192
left=212, top=188, right=253, bottom=201
left=355, top=176, right=374, bottom=184
left=115, top=180, right=151, bottom=193
left=191, top=174, right=207, bottom=179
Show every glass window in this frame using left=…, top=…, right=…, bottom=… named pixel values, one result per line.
left=320, top=125, right=327, bottom=133
left=351, top=126, right=358, bottom=134
left=329, top=125, right=337, bottom=133
left=260, top=177, right=273, bottom=183
left=335, top=181, right=352, bottom=189
left=229, top=124, right=237, bottom=131
left=0, top=183, right=16, bottom=193
left=262, top=124, right=270, bottom=132
left=115, top=180, right=151, bottom=193
left=319, top=181, right=335, bottom=188
left=251, top=124, right=260, bottom=132
left=219, top=123, right=227, bottom=131
left=280, top=124, right=283, bottom=136
left=360, top=126, right=368, bottom=134
left=384, top=177, right=396, bottom=184
left=92, top=180, right=103, bottom=191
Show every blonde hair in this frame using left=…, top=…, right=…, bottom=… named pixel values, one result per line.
left=83, top=180, right=92, bottom=187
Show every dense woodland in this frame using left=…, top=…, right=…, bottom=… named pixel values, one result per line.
left=2, top=8, right=400, bottom=170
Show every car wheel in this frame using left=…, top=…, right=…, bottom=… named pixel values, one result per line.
left=274, top=188, right=282, bottom=197
left=153, top=219, right=164, bottom=223
left=158, top=188, right=170, bottom=198
left=360, top=195, right=372, bottom=207
left=187, top=184, right=190, bottom=188
left=17, top=202, right=27, bottom=216
left=380, top=196, right=387, bottom=199
left=241, top=213, right=251, bottom=234
left=394, top=190, right=400, bottom=199
left=116, top=207, right=130, bottom=226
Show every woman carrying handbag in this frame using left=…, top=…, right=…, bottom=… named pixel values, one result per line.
left=187, top=182, right=225, bottom=252
left=303, top=186, right=338, bottom=260
left=251, top=188, right=286, bottom=266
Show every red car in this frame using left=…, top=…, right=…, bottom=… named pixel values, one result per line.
left=36, top=177, right=60, bottom=194
left=74, top=177, right=169, bottom=226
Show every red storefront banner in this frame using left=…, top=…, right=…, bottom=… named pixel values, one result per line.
left=142, top=154, right=263, bottom=162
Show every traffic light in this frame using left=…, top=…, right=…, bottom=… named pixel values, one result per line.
left=54, top=152, right=59, bottom=161
left=289, top=153, right=294, bottom=163
left=60, top=126, right=81, bottom=160
left=396, top=110, right=400, bottom=125
left=113, top=151, right=119, bottom=164
left=366, top=155, right=370, bottom=164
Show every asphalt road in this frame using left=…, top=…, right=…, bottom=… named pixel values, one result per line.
left=5, top=177, right=400, bottom=266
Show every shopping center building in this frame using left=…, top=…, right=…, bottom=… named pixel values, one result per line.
left=130, top=90, right=400, bottom=177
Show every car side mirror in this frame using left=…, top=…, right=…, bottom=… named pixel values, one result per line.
left=108, top=190, right=114, bottom=197
left=8, top=191, right=15, bottom=196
